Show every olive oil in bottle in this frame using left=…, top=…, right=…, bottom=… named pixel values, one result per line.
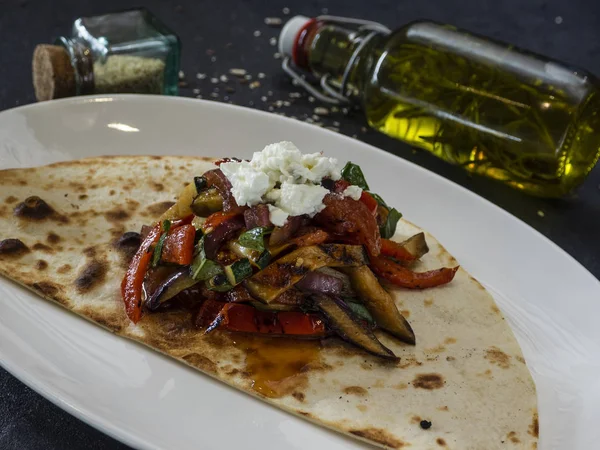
left=279, top=17, right=600, bottom=197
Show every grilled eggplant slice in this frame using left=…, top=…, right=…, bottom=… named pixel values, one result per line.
left=144, top=267, right=199, bottom=311
left=313, top=295, right=396, bottom=360
left=399, top=232, right=429, bottom=261
left=343, top=265, right=415, bottom=344
left=245, top=244, right=368, bottom=303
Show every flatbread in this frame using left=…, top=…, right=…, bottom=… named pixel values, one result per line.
left=0, top=156, right=538, bottom=449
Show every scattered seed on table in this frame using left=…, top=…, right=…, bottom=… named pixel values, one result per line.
left=196, top=94, right=203, bottom=99
left=210, top=92, right=219, bottom=98
left=220, top=74, right=229, bottom=83
left=326, top=127, right=339, bottom=132
left=250, top=81, right=261, bottom=89
left=283, top=7, right=290, bottom=14
left=361, top=127, right=368, bottom=133
left=244, top=74, right=253, bottom=80
left=283, top=101, right=291, bottom=106
left=224, top=96, right=229, bottom=101
left=292, top=79, right=300, bottom=86
left=537, top=210, right=545, bottom=217
left=193, top=88, right=201, bottom=94
left=308, top=96, right=315, bottom=103
left=270, top=37, right=278, bottom=46
left=331, top=106, right=339, bottom=113
left=273, top=52, right=281, bottom=59
left=555, top=16, right=563, bottom=24
left=258, top=73, right=266, bottom=79
left=268, top=106, right=275, bottom=111
left=305, top=117, right=314, bottom=123
left=253, top=30, right=262, bottom=37
left=352, top=134, right=358, bottom=139
left=333, top=121, right=340, bottom=127
left=211, top=56, right=217, bottom=62
left=267, top=90, right=273, bottom=96
left=225, top=86, right=236, bottom=93
left=196, top=73, right=207, bottom=80
left=261, top=96, right=268, bottom=102
left=289, top=92, right=302, bottom=98
left=314, top=107, right=329, bottom=116
left=312, top=114, right=320, bottom=121
left=229, top=68, right=247, bottom=77
left=264, top=17, right=283, bottom=26
left=342, top=108, right=349, bottom=114
left=211, top=77, right=219, bottom=84
left=178, top=70, right=185, bottom=80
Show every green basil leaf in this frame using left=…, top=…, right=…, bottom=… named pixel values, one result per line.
left=341, top=162, right=370, bottom=190
left=191, top=237, right=223, bottom=281
left=238, top=227, right=272, bottom=252
left=369, top=192, right=389, bottom=209
left=346, top=301, right=375, bottom=326
left=380, top=208, right=402, bottom=239
left=151, top=220, right=171, bottom=267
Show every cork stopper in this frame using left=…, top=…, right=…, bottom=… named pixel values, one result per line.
left=32, top=44, right=76, bottom=101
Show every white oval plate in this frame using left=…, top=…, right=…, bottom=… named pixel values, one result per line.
left=0, top=95, right=599, bottom=450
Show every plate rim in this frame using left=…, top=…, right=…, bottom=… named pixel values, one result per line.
left=0, top=94, right=598, bottom=450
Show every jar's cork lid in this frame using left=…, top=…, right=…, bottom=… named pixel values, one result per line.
left=32, top=44, right=76, bottom=101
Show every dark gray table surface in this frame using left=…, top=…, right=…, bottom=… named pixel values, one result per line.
left=1, top=0, right=599, bottom=448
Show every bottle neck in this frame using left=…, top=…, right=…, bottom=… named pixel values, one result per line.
left=56, top=37, right=95, bottom=95
left=294, top=21, right=384, bottom=102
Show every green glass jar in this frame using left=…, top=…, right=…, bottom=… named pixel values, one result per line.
left=33, top=8, right=180, bottom=100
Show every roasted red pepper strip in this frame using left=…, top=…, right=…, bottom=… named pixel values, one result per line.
left=121, top=216, right=194, bottom=324
left=161, top=224, right=196, bottom=265
left=202, top=210, right=242, bottom=233
left=370, top=255, right=459, bottom=289
left=380, top=238, right=417, bottom=262
left=121, top=224, right=162, bottom=323
left=197, top=301, right=327, bottom=337
left=334, top=180, right=378, bottom=216
left=291, top=228, right=330, bottom=247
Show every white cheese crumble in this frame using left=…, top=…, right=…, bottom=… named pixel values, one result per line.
left=220, top=141, right=341, bottom=225
left=343, top=185, right=363, bottom=201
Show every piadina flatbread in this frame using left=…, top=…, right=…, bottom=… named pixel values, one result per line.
left=0, top=156, right=538, bottom=449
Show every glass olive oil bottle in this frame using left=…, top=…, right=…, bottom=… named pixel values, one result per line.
left=279, top=17, right=600, bottom=197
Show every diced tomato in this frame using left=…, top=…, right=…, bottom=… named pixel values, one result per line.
left=369, top=255, right=459, bottom=289
left=333, top=180, right=378, bottom=216
left=380, top=239, right=417, bottom=262
left=161, top=224, right=196, bottom=265
left=315, top=194, right=381, bottom=256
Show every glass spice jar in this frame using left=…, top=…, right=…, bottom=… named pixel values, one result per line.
left=32, top=8, right=181, bottom=101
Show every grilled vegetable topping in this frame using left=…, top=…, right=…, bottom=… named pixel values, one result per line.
left=312, top=295, right=396, bottom=359
left=370, top=255, right=459, bottom=289
left=191, top=188, right=224, bottom=217
left=246, top=244, right=368, bottom=303
left=343, top=265, right=415, bottom=344
left=224, top=258, right=253, bottom=285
